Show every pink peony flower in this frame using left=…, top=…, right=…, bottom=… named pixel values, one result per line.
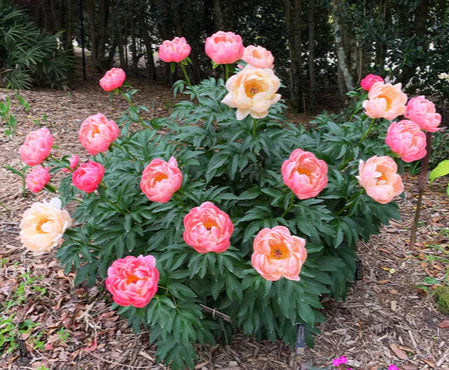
left=26, top=165, right=50, bottom=193
left=158, top=37, right=191, bottom=63
left=205, top=31, right=244, bottom=64
left=62, top=155, right=79, bottom=173
left=20, top=198, right=71, bottom=252
left=183, top=202, right=234, bottom=253
left=363, top=82, right=407, bottom=120
left=72, top=161, right=104, bottom=193
left=242, top=45, right=274, bottom=69
left=99, top=67, right=126, bottom=92
left=140, top=157, right=183, bottom=203
left=404, top=95, right=441, bottom=132
left=332, top=355, right=348, bottom=367
left=385, top=120, right=427, bottom=162
left=357, top=156, right=404, bottom=204
left=79, top=113, right=120, bottom=156
left=251, top=226, right=307, bottom=281
left=19, top=127, right=54, bottom=166
left=360, top=74, right=384, bottom=91
left=105, top=255, right=159, bottom=308
left=281, top=149, right=328, bottom=199
left=221, top=65, right=281, bottom=120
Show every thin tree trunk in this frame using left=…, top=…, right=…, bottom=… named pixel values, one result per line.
left=308, top=0, right=316, bottom=111
left=332, top=0, right=354, bottom=93
left=86, top=0, right=98, bottom=65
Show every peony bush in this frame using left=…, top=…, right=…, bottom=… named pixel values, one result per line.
left=14, top=34, right=442, bottom=369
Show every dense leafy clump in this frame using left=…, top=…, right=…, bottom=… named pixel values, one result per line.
left=0, top=0, right=73, bottom=89
left=56, top=79, right=399, bottom=369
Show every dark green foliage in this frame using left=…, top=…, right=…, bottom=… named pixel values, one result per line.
left=434, top=286, right=449, bottom=314
left=0, top=1, right=73, bottom=89
left=57, top=80, right=400, bottom=369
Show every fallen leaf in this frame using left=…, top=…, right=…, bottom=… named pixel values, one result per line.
left=423, top=359, right=436, bottom=368
left=390, top=343, right=408, bottom=360
left=438, top=319, right=449, bottom=329
left=378, top=280, right=391, bottom=285
left=390, top=289, right=398, bottom=295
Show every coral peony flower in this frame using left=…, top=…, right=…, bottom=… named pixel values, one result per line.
left=251, top=226, right=307, bottom=281
left=19, top=127, right=54, bottom=166
left=99, top=67, right=126, bottom=92
left=404, top=95, right=441, bottom=132
left=205, top=31, right=244, bottom=64
left=357, top=156, right=404, bottom=204
left=242, top=45, right=274, bottom=69
left=105, top=255, right=159, bottom=308
left=26, top=165, right=50, bottom=193
left=158, top=37, right=191, bottom=63
left=140, top=157, right=183, bottom=203
left=72, top=161, right=104, bottom=193
left=61, top=155, right=79, bottom=173
left=360, top=74, right=384, bottom=91
left=20, top=198, right=71, bottom=252
left=221, top=65, right=281, bottom=120
left=281, top=149, right=328, bottom=199
left=183, top=202, right=234, bottom=253
left=79, top=113, right=120, bottom=156
left=385, top=120, right=427, bottom=162
left=362, top=82, right=407, bottom=120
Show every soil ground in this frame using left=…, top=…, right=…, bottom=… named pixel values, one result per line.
left=0, top=69, right=448, bottom=370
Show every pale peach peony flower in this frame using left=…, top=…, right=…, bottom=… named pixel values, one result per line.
left=251, top=226, right=307, bottom=281
left=20, top=198, right=71, bottom=252
left=357, top=156, right=404, bottom=204
left=79, top=113, right=120, bottom=156
left=26, top=165, right=50, bottom=193
left=205, top=31, right=244, bottom=64
left=242, top=45, right=274, bottom=69
left=183, top=202, right=234, bottom=253
left=221, top=65, right=281, bottom=120
left=105, top=255, right=159, bottom=308
left=140, top=157, right=183, bottom=203
left=61, top=155, right=79, bottom=173
left=72, top=161, right=104, bottom=193
left=404, top=95, right=441, bottom=132
left=360, top=74, right=384, bottom=91
left=385, top=120, right=427, bottom=162
left=19, top=127, right=54, bottom=166
left=99, top=68, right=126, bottom=92
left=158, top=37, right=191, bottom=63
left=362, top=82, right=407, bottom=120
left=281, top=149, right=328, bottom=199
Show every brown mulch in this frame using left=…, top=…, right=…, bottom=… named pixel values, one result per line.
left=1, top=72, right=449, bottom=369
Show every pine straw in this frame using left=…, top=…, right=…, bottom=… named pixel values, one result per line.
left=1, top=78, right=448, bottom=369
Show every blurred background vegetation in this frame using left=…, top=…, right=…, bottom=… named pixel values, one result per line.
left=1, top=0, right=448, bottom=117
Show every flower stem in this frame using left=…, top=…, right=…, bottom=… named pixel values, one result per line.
left=281, top=194, right=295, bottom=218
left=410, top=132, right=432, bottom=247
left=358, top=118, right=376, bottom=145
left=225, top=64, right=230, bottom=81
left=252, top=118, right=258, bottom=137
left=180, top=63, right=191, bottom=85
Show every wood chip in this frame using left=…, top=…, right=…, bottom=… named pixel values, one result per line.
left=390, top=343, right=408, bottom=360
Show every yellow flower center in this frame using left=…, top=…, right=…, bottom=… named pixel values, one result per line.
left=269, top=242, right=289, bottom=260
left=153, top=172, right=168, bottom=182
left=245, top=82, right=260, bottom=97
left=126, top=274, right=139, bottom=285
left=36, top=218, right=50, bottom=234
left=378, top=94, right=392, bottom=110
left=203, top=220, right=217, bottom=231
left=296, top=167, right=312, bottom=177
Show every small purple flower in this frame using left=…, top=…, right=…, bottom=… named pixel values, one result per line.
left=332, top=356, right=348, bottom=367
left=388, top=366, right=399, bottom=370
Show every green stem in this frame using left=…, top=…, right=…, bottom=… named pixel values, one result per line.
left=225, top=64, right=230, bottom=81
left=281, top=194, right=295, bottom=218
left=180, top=63, right=191, bottom=85
left=252, top=118, right=258, bottom=137
left=358, top=118, right=376, bottom=145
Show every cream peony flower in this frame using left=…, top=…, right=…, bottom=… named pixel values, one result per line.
left=221, top=65, right=281, bottom=120
left=20, top=198, right=72, bottom=252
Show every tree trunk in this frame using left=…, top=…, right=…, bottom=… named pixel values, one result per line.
left=307, top=0, right=316, bottom=111
left=86, top=0, right=98, bottom=65
left=283, top=0, right=303, bottom=112
left=332, top=0, right=354, bottom=93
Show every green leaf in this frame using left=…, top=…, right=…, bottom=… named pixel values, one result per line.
left=430, top=160, right=449, bottom=185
